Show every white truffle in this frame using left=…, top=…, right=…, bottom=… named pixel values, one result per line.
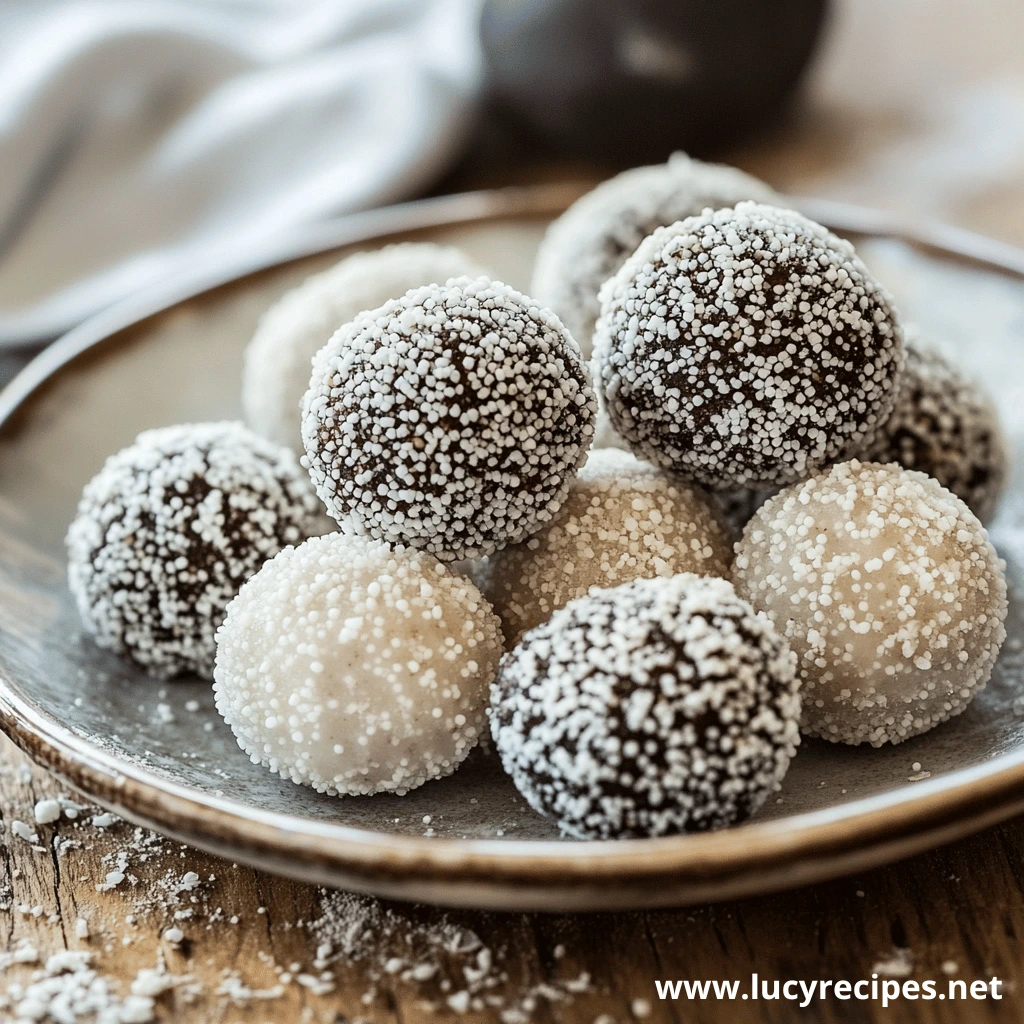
left=863, top=338, right=1009, bottom=524
left=734, top=460, right=1008, bottom=746
left=532, top=153, right=778, bottom=356
left=67, top=422, right=323, bottom=680
left=213, top=533, right=503, bottom=796
left=490, top=574, right=800, bottom=839
left=302, top=276, right=597, bottom=561
left=594, top=202, right=905, bottom=489
left=242, top=243, right=486, bottom=450
left=477, top=449, right=733, bottom=646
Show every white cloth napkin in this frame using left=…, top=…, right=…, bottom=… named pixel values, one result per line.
left=0, top=0, right=482, bottom=347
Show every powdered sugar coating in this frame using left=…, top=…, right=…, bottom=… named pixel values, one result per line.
left=66, top=422, right=323, bottom=680
left=302, top=276, right=597, bottom=561
left=478, top=449, right=733, bottom=646
left=863, top=339, right=1009, bottom=524
left=490, top=574, right=800, bottom=839
left=531, top=154, right=778, bottom=356
left=734, top=460, right=1008, bottom=746
left=242, top=243, right=486, bottom=451
left=214, top=533, right=503, bottom=796
left=594, top=202, right=905, bottom=489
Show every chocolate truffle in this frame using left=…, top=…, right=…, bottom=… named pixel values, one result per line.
left=478, top=448, right=732, bottom=646
left=66, top=422, right=323, bottom=680
left=863, top=339, right=1008, bottom=524
left=242, top=243, right=486, bottom=452
left=594, top=202, right=905, bottom=490
left=532, top=154, right=778, bottom=356
left=302, top=277, right=597, bottom=561
left=214, top=533, right=503, bottom=796
left=734, top=461, right=1008, bottom=746
left=490, top=574, right=800, bottom=839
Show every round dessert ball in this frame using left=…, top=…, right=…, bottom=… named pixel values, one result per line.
left=477, top=448, right=733, bottom=646
left=531, top=154, right=778, bottom=356
left=302, top=276, right=597, bottom=562
left=66, top=422, right=323, bottom=680
left=594, top=202, right=905, bottom=490
left=862, top=338, right=1008, bottom=524
left=242, top=243, right=486, bottom=452
left=734, top=460, right=1008, bottom=746
left=213, top=533, right=503, bottom=796
left=490, top=574, right=800, bottom=839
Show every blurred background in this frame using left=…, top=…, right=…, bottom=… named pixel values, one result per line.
left=0, top=0, right=1021, bottom=350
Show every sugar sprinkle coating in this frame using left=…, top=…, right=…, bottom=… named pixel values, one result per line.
left=242, top=243, right=486, bottom=452
left=67, top=422, right=324, bottom=680
left=594, top=202, right=905, bottom=489
left=490, top=574, right=800, bottom=839
left=302, top=276, right=597, bottom=561
left=734, top=460, right=1008, bottom=746
left=863, top=337, right=1009, bottom=524
left=478, top=448, right=733, bottom=646
left=531, top=154, right=778, bottom=356
left=214, top=533, right=503, bottom=796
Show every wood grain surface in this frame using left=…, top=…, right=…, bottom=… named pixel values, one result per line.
left=4, top=0, right=1024, bottom=1020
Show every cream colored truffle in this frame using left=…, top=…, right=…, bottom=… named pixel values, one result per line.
left=242, top=243, right=486, bottom=451
left=734, top=461, right=1007, bottom=746
left=478, top=449, right=733, bottom=646
left=213, top=533, right=503, bottom=796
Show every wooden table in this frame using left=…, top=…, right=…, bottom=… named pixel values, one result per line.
left=4, top=1, right=1024, bottom=1020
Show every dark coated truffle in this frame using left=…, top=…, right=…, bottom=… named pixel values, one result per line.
left=490, top=574, right=800, bottom=839
left=66, top=422, right=324, bottom=680
left=531, top=154, right=778, bottom=356
left=862, top=339, right=1008, bottom=524
left=594, top=202, right=905, bottom=490
left=301, top=276, right=597, bottom=562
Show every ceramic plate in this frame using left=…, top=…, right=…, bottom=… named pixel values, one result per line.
left=1, top=183, right=1023, bottom=912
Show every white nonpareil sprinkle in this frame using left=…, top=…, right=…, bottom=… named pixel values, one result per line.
left=33, top=800, right=61, bottom=825
left=243, top=242, right=488, bottom=451
left=863, top=337, right=1009, bottom=524
left=872, top=948, right=914, bottom=978
left=213, top=533, right=503, bottom=796
left=308, top=890, right=591, bottom=1017
left=177, top=872, right=201, bottom=892
left=734, top=460, right=1008, bottom=746
left=66, top=421, right=324, bottom=680
left=11, top=821, right=38, bottom=843
left=477, top=448, right=733, bottom=646
left=491, top=574, right=800, bottom=839
left=1, top=951, right=158, bottom=1023
left=301, top=276, right=597, bottom=561
left=594, top=202, right=904, bottom=489
left=531, top=153, right=778, bottom=356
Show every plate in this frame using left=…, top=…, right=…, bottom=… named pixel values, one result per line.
left=1, top=183, right=1023, bottom=912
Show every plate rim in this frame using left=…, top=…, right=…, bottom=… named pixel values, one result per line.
left=2, top=182, right=1024, bottom=910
